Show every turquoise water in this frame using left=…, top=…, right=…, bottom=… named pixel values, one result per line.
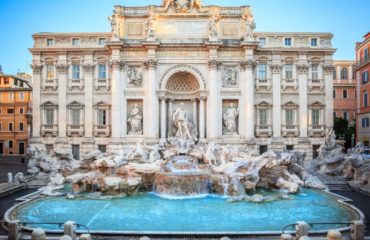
left=14, top=189, right=357, bottom=232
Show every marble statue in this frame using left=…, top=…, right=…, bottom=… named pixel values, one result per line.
left=162, top=0, right=174, bottom=10
left=108, top=14, right=120, bottom=41
left=192, top=0, right=202, bottom=9
left=172, top=103, right=193, bottom=140
left=244, top=15, right=255, bottom=41
left=146, top=13, right=156, bottom=40
left=223, top=103, right=239, bottom=135
left=223, top=67, right=238, bottom=87
left=208, top=13, right=219, bottom=41
left=127, top=104, right=143, bottom=135
left=127, top=68, right=143, bottom=87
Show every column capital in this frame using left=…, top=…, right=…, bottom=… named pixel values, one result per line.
left=56, top=64, right=69, bottom=74
left=296, top=64, right=309, bottom=74
left=30, top=64, right=43, bottom=74
left=143, top=59, right=158, bottom=70
left=208, top=59, right=222, bottom=70
left=110, top=60, right=126, bottom=70
left=270, top=64, right=282, bottom=74
left=83, top=64, right=95, bottom=73
left=322, top=64, right=335, bottom=75
left=240, top=60, right=255, bottom=70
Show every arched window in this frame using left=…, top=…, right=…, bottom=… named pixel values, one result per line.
left=340, top=67, right=348, bottom=80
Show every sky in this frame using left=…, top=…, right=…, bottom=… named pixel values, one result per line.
left=0, top=0, right=369, bottom=75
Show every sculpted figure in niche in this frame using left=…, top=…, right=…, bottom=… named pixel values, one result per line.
left=208, top=13, right=219, bottom=41
left=223, top=68, right=238, bottom=87
left=146, top=13, right=156, bottom=40
left=244, top=15, right=256, bottom=41
left=223, top=103, right=239, bottom=134
left=128, top=68, right=143, bottom=87
left=108, top=14, right=120, bottom=41
left=127, top=103, right=143, bottom=135
left=173, top=103, right=192, bottom=140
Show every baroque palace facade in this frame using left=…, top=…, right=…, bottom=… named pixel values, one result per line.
left=30, top=0, right=335, bottom=159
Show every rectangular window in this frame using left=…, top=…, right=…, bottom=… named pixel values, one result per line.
left=9, top=140, right=13, bottom=149
left=343, top=112, right=348, bottom=121
left=46, top=65, right=54, bottom=80
left=45, top=109, right=54, bottom=125
left=98, top=145, right=107, bottom=153
left=8, top=123, right=13, bottom=131
left=19, top=92, right=24, bottom=100
left=362, top=71, right=369, bottom=85
left=285, top=64, right=293, bottom=79
left=312, top=110, right=320, bottom=126
left=98, top=109, right=107, bottom=125
left=19, top=123, right=24, bottom=131
left=312, top=64, right=319, bottom=80
left=72, top=64, right=80, bottom=79
left=19, top=108, right=24, bottom=114
left=333, top=111, right=337, bottom=119
left=333, top=90, right=336, bottom=98
left=364, top=92, right=368, bottom=107
left=72, top=145, right=80, bottom=160
left=0, top=93, right=2, bottom=100
left=343, top=90, right=348, bottom=99
left=333, top=69, right=336, bottom=80
left=72, top=38, right=80, bottom=46
left=71, top=109, right=80, bottom=125
left=311, top=38, right=318, bottom=46
left=9, top=92, right=14, bottom=100
left=259, top=109, right=267, bottom=126
left=47, top=39, right=54, bottom=46
left=285, top=109, right=294, bottom=126
left=98, top=64, right=107, bottom=79
left=362, top=117, right=370, bottom=128
left=7, top=108, right=14, bottom=114
left=285, top=38, right=292, bottom=46
left=260, top=145, right=268, bottom=155
left=259, top=38, right=266, bottom=47
left=287, top=145, right=294, bottom=151
left=4, top=79, right=9, bottom=84
left=365, top=48, right=369, bottom=61
left=0, top=123, right=2, bottom=131
left=99, top=38, right=106, bottom=46
left=258, top=64, right=267, bottom=80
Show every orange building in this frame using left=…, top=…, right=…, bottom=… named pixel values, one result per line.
left=333, top=60, right=356, bottom=125
left=0, top=66, right=32, bottom=155
left=355, top=32, right=370, bottom=145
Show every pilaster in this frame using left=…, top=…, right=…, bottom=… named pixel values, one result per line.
left=271, top=64, right=282, bottom=138
left=30, top=64, right=42, bottom=139
left=323, top=64, right=335, bottom=129
left=56, top=62, right=68, bottom=139
left=83, top=63, right=94, bottom=139
left=240, top=60, right=255, bottom=140
left=207, top=59, right=221, bottom=140
left=297, top=63, right=309, bottom=138
left=144, top=59, right=159, bottom=140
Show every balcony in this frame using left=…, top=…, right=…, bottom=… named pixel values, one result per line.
left=308, top=79, right=324, bottom=91
left=67, top=124, right=85, bottom=137
left=255, top=78, right=271, bottom=91
left=41, top=79, right=58, bottom=91
left=355, top=57, right=370, bottom=70
left=282, top=125, right=299, bottom=137
left=94, top=124, right=111, bottom=137
left=308, top=125, right=325, bottom=137
left=41, top=124, right=58, bottom=137
left=95, top=78, right=110, bottom=91
left=68, top=79, right=84, bottom=91
left=255, top=125, right=272, bottom=137
left=282, top=78, right=298, bottom=91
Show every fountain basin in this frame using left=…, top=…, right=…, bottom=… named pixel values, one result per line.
left=6, top=189, right=362, bottom=235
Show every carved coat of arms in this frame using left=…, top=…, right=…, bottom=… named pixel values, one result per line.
left=174, top=0, right=191, bottom=12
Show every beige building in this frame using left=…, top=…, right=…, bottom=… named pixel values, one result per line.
left=29, top=1, right=335, bottom=159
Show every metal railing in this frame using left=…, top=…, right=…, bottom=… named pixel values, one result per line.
left=281, top=222, right=352, bottom=234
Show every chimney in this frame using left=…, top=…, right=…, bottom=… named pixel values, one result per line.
left=0, top=65, right=3, bottom=75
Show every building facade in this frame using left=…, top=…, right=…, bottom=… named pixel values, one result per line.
left=0, top=67, right=32, bottom=155
left=333, top=60, right=356, bottom=125
left=355, top=32, right=370, bottom=145
left=29, top=1, right=335, bottom=159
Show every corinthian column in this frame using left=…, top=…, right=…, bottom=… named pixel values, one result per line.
left=111, top=60, right=125, bottom=139
left=83, top=63, right=94, bottom=138
left=297, top=64, right=309, bottom=138
left=240, top=60, right=255, bottom=140
left=160, top=97, right=167, bottom=141
left=323, top=64, right=335, bottom=129
left=30, top=64, right=42, bottom=138
left=207, top=60, right=221, bottom=140
left=271, top=64, right=282, bottom=138
left=56, top=63, right=69, bottom=138
left=144, top=59, right=159, bottom=140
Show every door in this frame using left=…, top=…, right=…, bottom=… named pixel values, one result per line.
left=72, top=145, right=80, bottom=160
left=0, top=142, right=3, bottom=155
left=19, top=142, right=25, bottom=155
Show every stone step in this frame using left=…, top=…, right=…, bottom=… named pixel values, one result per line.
left=326, top=183, right=352, bottom=191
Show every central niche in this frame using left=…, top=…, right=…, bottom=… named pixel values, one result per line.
left=165, top=72, right=200, bottom=93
